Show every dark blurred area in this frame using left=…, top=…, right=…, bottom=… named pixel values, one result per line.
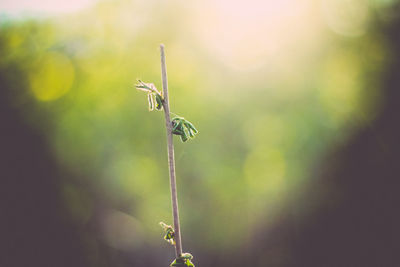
left=0, top=57, right=158, bottom=267
left=0, top=63, right=84, bottom=266
left=1, top=2, right=400, bottom=267
left=289, top=13, right=400, bottom=266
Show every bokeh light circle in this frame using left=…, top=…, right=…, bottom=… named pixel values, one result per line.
left=29, top=51, right=75, bottom=101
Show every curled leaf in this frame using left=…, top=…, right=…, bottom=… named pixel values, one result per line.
left=180, top=131, right=188, bottom=142
left=147, top=93, right=154, bottom=111
left=136, top=80, right=161, bottom=95
left=171, top=116, right=198, bottom=142
left=136, top=80, right=153, bottom=92
left=160, top=222, right=175, bottom=245
left=136, top=79, right=164, bottom=111
left=183, top=121, right=198, bottom=134
left=187, top=128, right=194, bottom=138
left=172, top=120, right=183, bottom=132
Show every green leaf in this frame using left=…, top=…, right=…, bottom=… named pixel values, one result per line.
left=183, top=121, right=198, bottom=134
left=135, top=80, right=153, bottom=92
left=159, top=222, right=175, bottom=245
left=185, top=259, right=195, bottom=267
left=187, top=128, right=194, bottom=138
left=136, top=80, right=163, bottom=112
left=170, top=252, right=195, bottom=267
left=180, top=132, right=188, bottom=142
left=172, top=121, right=185, bottom=136
left=172, top=120, right=183, bottom=131
left=182, top=120, right=197, bottom=139
left=136, top=80, right=161, bottom=94
left=170, top=258, right=195, bottom=267
left=155, top=94, right=164, bottom=110
left=171, top=116, right=198, bottom=142
left=170, top=259, right=185, bottom=267
left=173, top=128, right=185, bottom=136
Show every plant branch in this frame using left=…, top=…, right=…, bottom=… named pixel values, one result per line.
left=160, top=44, right=183, bottom=258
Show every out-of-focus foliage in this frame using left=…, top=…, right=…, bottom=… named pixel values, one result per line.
left=0, top=0, right=397, bottom=265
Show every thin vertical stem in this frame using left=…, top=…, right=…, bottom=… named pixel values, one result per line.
left=160, top=44, right=183, bottom=257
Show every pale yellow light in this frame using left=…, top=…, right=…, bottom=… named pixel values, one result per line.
left=0, top=0, right=98, bottom=15
left=192, top=0, right=315, bottom=71
left=321, top=0, right=370, bottom=37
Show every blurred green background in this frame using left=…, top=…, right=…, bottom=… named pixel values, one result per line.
left=1, top=0, right=399, bottom=266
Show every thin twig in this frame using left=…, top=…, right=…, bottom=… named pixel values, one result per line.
left=160, top=44, right=183, bottom=257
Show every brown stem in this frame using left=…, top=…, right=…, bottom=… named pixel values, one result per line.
left=160, top=44, right=183, bottom=257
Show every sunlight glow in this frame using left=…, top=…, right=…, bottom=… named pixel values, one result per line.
left=322, top=0, right=370, bottom=37
left=192, top=0, right=317, bottom=71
